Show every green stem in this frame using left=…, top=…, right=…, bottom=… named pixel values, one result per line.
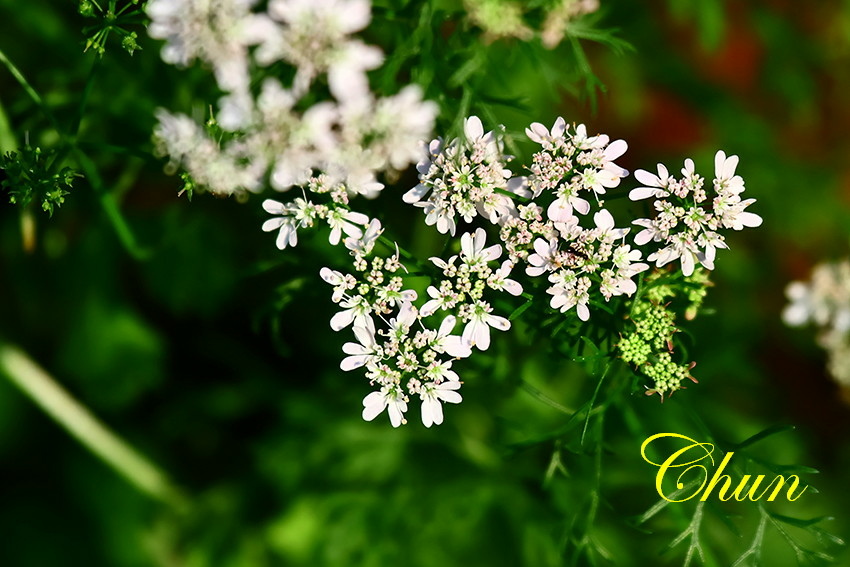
left=0, top=343, right=186, bottom=507
left=0, top=46, right=152, bottom=260
left=71, top=56, right=102, bottom=137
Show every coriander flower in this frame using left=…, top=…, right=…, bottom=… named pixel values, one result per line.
left=344, top=218, right=383, bottom=256
left=404, top=115, right=517, bottom=235
left=327, top=208, right=369, bottom=245
left=262, top=199, right=299, bottom=249
left=147, top=0, right=257, bottom=94
left=631, top=150, right=761, bottom=276
left=362, top=386, right=408, bottom=427
left=461, top=300, right=510, bottom=350
left=460, top=228, right=502, bottom=268
left=526, top=238, right=559, bottom=277
left=341, top=320, right=381, bottom=370
left=330, top=295, right=373, bottom=331
left=431, top=315, right=473, bottom=358
left=420, top=380, right=462, bottom=428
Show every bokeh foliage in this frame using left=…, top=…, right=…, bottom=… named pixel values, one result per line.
left=1, top=0, right=850, bottom=565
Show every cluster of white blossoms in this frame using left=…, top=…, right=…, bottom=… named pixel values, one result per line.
left=783, top=259, right=850, bottom=386
left=408, top=116, right=647, bottom=322
left=403, top=117, right=521, bottom=236
left=260, top=174, right=382, bottom=252
left=510, top=118, right=646, bottom=320
left=149, top=0, right=438, bottom=200
left=147, top=0, right=765, bottom=424
left=629, top=151, right=763, bottom=276
left=321, top=227, right=518, bottom=427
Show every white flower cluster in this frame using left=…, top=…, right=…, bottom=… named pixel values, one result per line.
left=630, top=151, right=763, bottom=276
left=783, top=259, right=850, bottom=386
left=409, top=116, right=647, bottom=321
left=149, top=0, right=438, bottom=198
left=514, top=118, right=645, bottom=321
left=403, top=117, right=521, bottom=236
left=260, top=174, right=382, bottom=252
left=321, top=227, right=518, bottom=427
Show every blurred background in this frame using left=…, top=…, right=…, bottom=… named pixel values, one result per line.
left=1, top=0, right=850, bottom=565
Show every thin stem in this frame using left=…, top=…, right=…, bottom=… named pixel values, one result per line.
left=71, top=57, right=102, bottom=138
left=0, top=46, right=152, bottom=260
left=0, top=343, right=186, bottom=507
left=0, top=48, right=66, bottom=139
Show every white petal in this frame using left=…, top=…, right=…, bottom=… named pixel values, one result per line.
left=502, top=279, right=523, bottom=296
left=387, top=400, right=405, bottom=427
left=341, top=354, right=368, bottom=371
left=577, top=304, right=590, bottom=321
left=486, top=314, right=511, bottom=332
left=552, top=117, right=566, bottom=137
left=262, top=199, right=286, bottom=214
left=634, top=169, right=661, bottom=187
left=547, top=199, right=573, bottom=222
left=403, top=183, right=430, bottom=204
left=605, top=139, right=628, bottom=161
left=738, top=211, right=763, bottom=228
left=594, top=209, right=615, bottom=231
left=629, top=187, right=660, bottom=201
left=464, top=116, right=484, bottom=140
left=362, top=392, right=387, bottom=421
left=330, top=309, right=355, bottom=331
left=474, top=323, right=491, bottom=351
left=483, top=244, right=502, bottom=262
left=442, top=336, right=472, bottom=358
left=438, top=315, right=457, bottom=336
left=262, top=218, right=286, bottom=232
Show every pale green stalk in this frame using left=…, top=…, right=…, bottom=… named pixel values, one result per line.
left=0, top=343, right=185, bottom=507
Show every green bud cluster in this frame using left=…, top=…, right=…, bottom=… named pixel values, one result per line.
left=642, top=352, right=691, bottom=398
left=617, top=293, right=695, bottom=401
left=79, top=0, right=145, bottom=57
left=1, top=146, right=79, bottom=217
left=618, top=333, right=652, bottom=366
left=632, top=303, right=676, bottom=350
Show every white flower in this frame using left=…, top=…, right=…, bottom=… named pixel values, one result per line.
left=362, top=387, right=408, bottom=427
left=526, top=238, right=559, bottom=277
left=611, top=244, right=649, bottom=278
left=582, top=139, right=629, bottom=195
left=592, top=209, right=629, bottom=241
left=319, top=267, right=351, bottom=302
left=330, top=295, right=372, bottom=331
left=630, top=163, right=673, bottom=201
left=648, top=233, right=702, bottom=276
left=489, top=260, right=523, bottom=296
left=327, top=208, right=369, bottom=245
left=432, top=315, right=472, bottom=358
left=417, top=197, right=457, bottom=236
left=548, top=273, right=591, bottom=321
left=525, top=116, right=567, bottom=147
left=460, top=228, right=502, bottom=268
left=420, top=381, right=462, bottom=428
left=462, top=300, right=510, bottom=350
left=714, top=150, right=745, bottom=195
left=548, top=182, right=590, bottom=220
left=365, top=85, right=438, bottom=171
left=344, top=218, right=383, bottom=255
left=262, top=199, right=300, bottom=249
left=420, top=285, right=454, bottom=317
left=259, top=0, right=382, bottom=104
left=341, top=320, right=381, bottom=370
left=154, top=110, right=266, bottom=195
left=147, top=0, right=258, bottom=93
left=387, top=302, right=418, bottom=341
